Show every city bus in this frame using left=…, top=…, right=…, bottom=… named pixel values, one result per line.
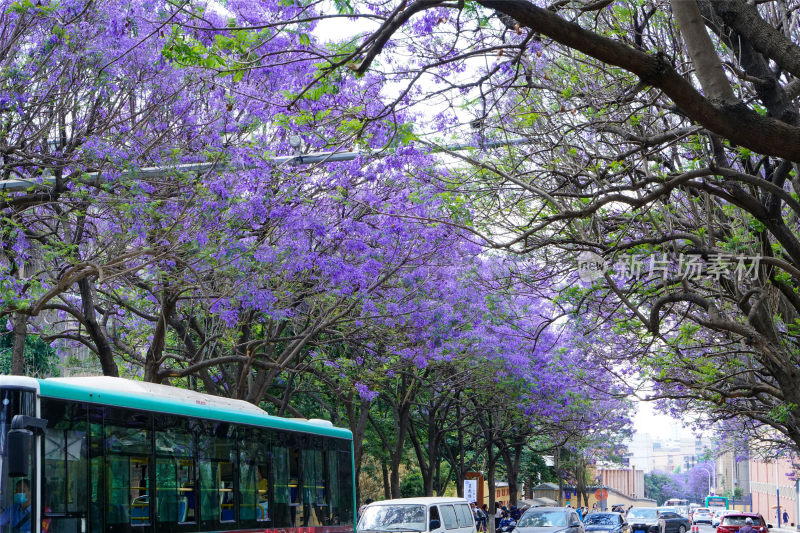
left=0, top=376, right=355, bottom=533
left=664, top=499, right=690, bottom=518
left=705, top=496, right=730, bottom=510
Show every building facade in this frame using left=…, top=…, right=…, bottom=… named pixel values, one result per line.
left=748, top=455, right=797, bottom=528
left=597, top=467, right=646, bottom=500
left=715, top=450, right=751, bottom=504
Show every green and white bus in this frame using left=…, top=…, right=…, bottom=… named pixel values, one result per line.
left=704, top=496, right=729, bottom=510
left=0, top=376, right=355, bottom=533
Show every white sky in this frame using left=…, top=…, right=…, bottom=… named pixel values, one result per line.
left=632, top=401, right=691, bottom=440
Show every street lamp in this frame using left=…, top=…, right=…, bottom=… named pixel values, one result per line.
left=698, top=466, right=712, bottom=496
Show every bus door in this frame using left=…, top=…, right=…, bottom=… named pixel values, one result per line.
left=0, top=385, right=40, bottom=533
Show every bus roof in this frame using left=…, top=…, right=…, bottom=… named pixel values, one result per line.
left=34, top=376, right=352, bottom=440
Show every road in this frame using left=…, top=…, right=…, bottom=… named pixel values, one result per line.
left=692, top=525, right=716, bottom=533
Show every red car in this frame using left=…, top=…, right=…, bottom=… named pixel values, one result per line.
left=716, top=513, right=771, bottom=533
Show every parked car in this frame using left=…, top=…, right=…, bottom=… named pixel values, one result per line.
left=627, top=507, right=662, bottom=533
left=716, top=513, right=771, bottom=533
left=693, top=509, right=713, bottom=525
left=516, top=507, right=584, bottom=533
left=657, top=509, right=691, bottom=533
left=357, top=497, right=476, bottom=533
left=583, top=512, right=630, bottom=533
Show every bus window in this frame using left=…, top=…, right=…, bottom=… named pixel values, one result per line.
left=88, top=408, right=105, bottom=532
left=198, top=420, right=236, bottom=527
left=104, top=409, right=152, bottom=531
left=239, top=427, right=272, bottom=527
left=301, top=448, right=328, bottom=526
left=42, top=399, right=89, bottom=533
left=219, top=462, right=235, bottom=522
left=336, top=447, right=354, bottom=525
left=291, top=447, right=303, bottom=526
left=326, top=450, right=340, bottom=525
left=0, top=388, right=37, bottom=533
left=273, top=445, right=292, bottom=527
left=154, top=414, right=197, bottom=529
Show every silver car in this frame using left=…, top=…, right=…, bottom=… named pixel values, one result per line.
left=516, top=507, right=585, bottom=533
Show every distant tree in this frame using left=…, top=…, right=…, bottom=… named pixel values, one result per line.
left=0, top=326, right=60, bottom=377
left=400, top=472, right=425, bottom=498
left=645, top=472, right=682, bottom=505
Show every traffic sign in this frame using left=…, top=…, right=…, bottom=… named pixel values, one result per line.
left=594, top=488, right=608, bottom=500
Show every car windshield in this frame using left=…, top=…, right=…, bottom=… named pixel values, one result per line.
left=659, top=508, right=677, bottom=514
left=585, top=514, right=619, bottom=526
left=359, top=504, right=427, bottom=532
left=518, top=511, right=568, bottom=527
left=628, top=509, right=658, bottom=520
left=722, top=517, right=762, bottom=526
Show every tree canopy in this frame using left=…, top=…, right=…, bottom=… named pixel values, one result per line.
left=3, top=0, right=800, bottom=501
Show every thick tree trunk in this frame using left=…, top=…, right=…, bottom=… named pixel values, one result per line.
left=144, top=290, right=177, bottom=383
left=671, top=0, right=736, bottom=104
left=10, top=312, right=26, bottom=375
left=556, top=446, right=563, bottom=506
left=487, top=448, right=497, bottom=533
left=498, top=441, right=524, bottom=506
left=408, top=416, right=435, bottom=496
left=472, top=0, right=800, bottom=162
left=575, top=459, right=588, bottom=508
left=349, top=401, right=370, bottom=506
left=78, top=278, right=118, bottom=376
left=382, top=460, right=391, bottom=499
left=453, top=425, right=466, bottom=497
left=390, top=402, right=411, bottom=498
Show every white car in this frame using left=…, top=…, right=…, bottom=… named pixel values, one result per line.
left=712, top=510, right=735, bottom=527
left=358, top=497, right=477, bottom=533
left=692, top=508, right=713, bottom=525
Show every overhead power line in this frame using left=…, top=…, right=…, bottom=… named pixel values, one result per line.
left=0, top=138, right=531, bottom=193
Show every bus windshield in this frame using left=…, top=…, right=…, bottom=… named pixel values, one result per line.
left=664, top=500, right=690, bottom=517
left=0, top=388, right=36, bottom=533
left=705, top=497, right=729, bottom=510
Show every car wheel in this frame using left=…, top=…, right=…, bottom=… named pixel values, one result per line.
left=679, top=526, right=686, bottom=533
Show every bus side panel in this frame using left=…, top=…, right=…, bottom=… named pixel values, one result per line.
left=39, top=395, right=355, bottom=533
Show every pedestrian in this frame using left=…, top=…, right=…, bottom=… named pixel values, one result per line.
left=739, top=517, right=756, bottom=533
left=358, top=498, right=374, bottom=519
left=481, top=504, right=490, bottom=533
left=0, top=479, right=31, bottom=533
left=497, top=511, right=515, bottom=533
left=495, top=503, right=503, bottom=521
left=784, top=511, right=789, bottom=525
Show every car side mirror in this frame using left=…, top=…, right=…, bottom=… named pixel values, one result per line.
left=571, top=521, right=581, bottom=527
left=622, top=523, right=628, bottom=527
left=767, top=526, right=773, bottom=529
left=430, top=519, right=441, bottom=530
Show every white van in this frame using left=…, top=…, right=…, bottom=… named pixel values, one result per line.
left=358, top=497, right=477, bottom=533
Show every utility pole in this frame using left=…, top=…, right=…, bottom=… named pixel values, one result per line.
left=777, top=461, right=782, bottom=528
left=732, top=451, right=736, bottom=509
